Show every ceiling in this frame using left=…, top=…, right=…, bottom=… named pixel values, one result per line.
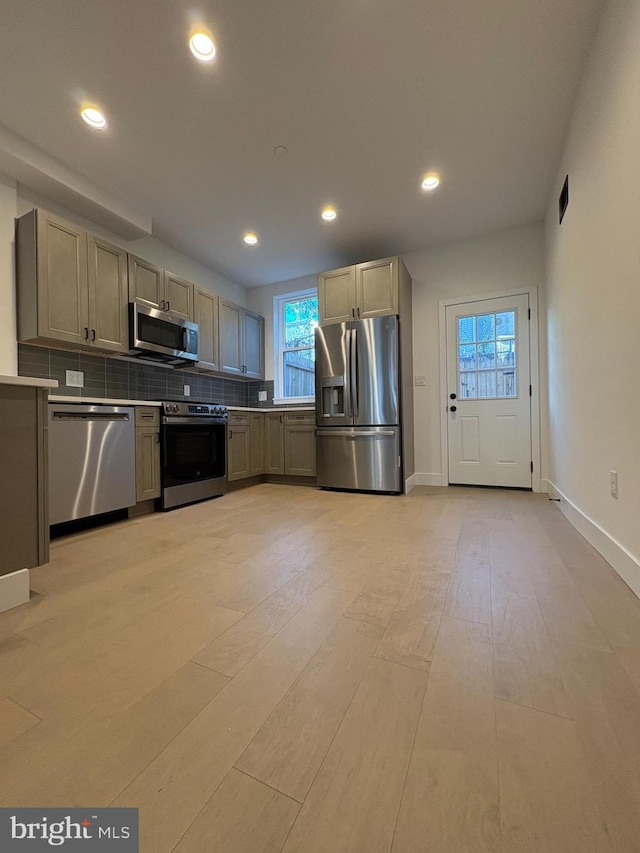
left=0, top=0, right=604, bottom=287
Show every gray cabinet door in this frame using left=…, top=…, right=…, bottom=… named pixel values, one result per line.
left=36, top=210, right=89, bottom=346
left=228, top=424, right=251, bottom=480
left=284, top=424, right=316, bottom=476
left=318, top=265, right=356, bottom=325
left=265, top=413, right=284, bottom=474
left=164, top=271, right=195, bottom=321
left=135, top=427, right=161, bottom=500
left=195, top=289, right=219, bottom=371
left=219, top=299, right=244, bottom=376
left=355, top=256, right=398, bottom=319
left=244, top=310, right=264, bottom=379
left=87, top=235, right=129, bottom=353
left=249, top=413, right=265, bottom=475
left=128, top=254, right=164, bottom=310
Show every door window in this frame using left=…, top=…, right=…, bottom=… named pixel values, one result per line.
left=458, top=310, right=517, bottom=399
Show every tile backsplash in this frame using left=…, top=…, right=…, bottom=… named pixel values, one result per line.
left=18, top=344, right=250, bottom=406
left=19, top=345, right=312, bottom=409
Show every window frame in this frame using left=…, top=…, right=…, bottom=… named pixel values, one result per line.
left=273, top=287, right=318, bottom=406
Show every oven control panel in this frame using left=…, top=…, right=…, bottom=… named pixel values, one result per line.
left=162, top=401, right=228, bottom=419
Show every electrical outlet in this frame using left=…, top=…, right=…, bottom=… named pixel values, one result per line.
left=183, top=384, right=191, bottom=397
left=415, top=375, right=426, bottom=386
left=258, top=390, right=267, bottom=402
left=610, top=470, right=619, bottom=499
left=65, top=369, right=84, bottom=388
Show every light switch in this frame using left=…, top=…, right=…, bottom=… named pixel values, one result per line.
left=258, top=390, right=267, bottom=402
left=414, top=375, right=426, bottom=386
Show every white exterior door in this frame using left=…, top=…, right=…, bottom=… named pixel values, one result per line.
left=446, top=294, right=532, bottom=488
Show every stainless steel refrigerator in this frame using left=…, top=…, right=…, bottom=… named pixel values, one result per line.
left=315, top=314, right=401, bottom=492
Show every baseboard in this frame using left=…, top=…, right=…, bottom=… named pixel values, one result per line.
left=547, top=480, right=640, bottom=599
left=405, top=474, right=417, bottom=493
left=0, top=568, right=30, bottom=614
left=412, top=473, right=444, bottom=487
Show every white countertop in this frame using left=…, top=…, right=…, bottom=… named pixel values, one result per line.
left=227, top=406, right=315, bottom=412
left=1, top=375, right=58, bottom=389
left=49, top=395, right=163, bottom=406
left=46, top=397, right=313, bottom=411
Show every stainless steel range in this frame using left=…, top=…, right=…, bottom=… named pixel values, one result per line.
left=161, top=401, right=227, bottom=510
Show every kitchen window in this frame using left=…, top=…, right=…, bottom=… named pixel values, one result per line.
left=273, top=289, right=318, bottom=405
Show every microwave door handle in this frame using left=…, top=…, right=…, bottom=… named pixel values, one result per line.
left=182, top=328, right=188, bottom=352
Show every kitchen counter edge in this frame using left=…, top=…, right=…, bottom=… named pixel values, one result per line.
left=3, top=375, right=58, bottom=389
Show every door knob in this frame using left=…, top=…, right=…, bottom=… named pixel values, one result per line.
left=450, top=393, right=457, bottom=400
left=450, top=405, right=457, bottom=412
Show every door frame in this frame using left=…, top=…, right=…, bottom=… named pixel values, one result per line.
left=438, top=286, right=542, bottom=492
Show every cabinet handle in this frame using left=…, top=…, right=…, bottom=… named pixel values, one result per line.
left=229, top=429, right=233, bottom=439
left=279, top=415, right=282, bottom=423
left=156, top=434, right=160, bottom=443
left=84, top=327, right=89, bottom=340
left=160, top=300, right=165, bottom=310
left=357, top=307, right=361, bottom=318
left=91, top=329, right=96, bottom=341
left=166, top=301, right=170, bottom=312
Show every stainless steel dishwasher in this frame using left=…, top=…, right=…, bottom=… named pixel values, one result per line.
left=48, top=403, right=136, bottom=525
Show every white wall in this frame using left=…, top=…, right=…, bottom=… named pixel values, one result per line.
left=246, top=273, right=317, bottom=382
left=0, top=175, right=18, bottom=374
left=16, top=189, right=247, bottom=307
left=403, top=222, right=546, bottom=484
left=545, top=0, right=640, bottom=594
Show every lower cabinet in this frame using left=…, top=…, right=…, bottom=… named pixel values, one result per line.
left=135, top=408, right=161, bottom=501
left=249, top=413, right=265, bottom=475
left=265, top=411, right=316, bottom=477
left=283, top=412, right=316, bottom=476
left=231, top=410, right=316, bottom=483
left=227, top=413, right=251, bottom=481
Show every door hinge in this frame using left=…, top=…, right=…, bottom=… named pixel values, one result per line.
left=531, top=461, right=534, bottom=473
left=528, top=308, right=531, bottom=320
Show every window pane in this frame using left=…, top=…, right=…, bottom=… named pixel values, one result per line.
left=497, top=369, right=516, bottom=397
left=477, top=314, right=495, bottom=342
left=459, top=344, right=476, bottom=371
left=284, top=297, right=319, bottom=348
left=496, top=311, right=515, bottom=338
left=283, top=348, right=315, bottom=398
left=477, top=370, right=496, bottom=398
left=477, top=342, right=496, bottom=369
left=459, top=372, right=477, bottom=398
left=497, top=338, right=516, bottom=367
left=458, top=316, right=475, bottom=343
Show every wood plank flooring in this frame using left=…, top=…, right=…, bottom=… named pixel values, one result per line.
left=1, top=483, right=640, bottom=852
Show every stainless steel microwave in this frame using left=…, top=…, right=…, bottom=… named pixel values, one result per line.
left=129, top=301, right=199, bottom=364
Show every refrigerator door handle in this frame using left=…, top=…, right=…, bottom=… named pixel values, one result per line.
left=316, top=429, right=396, bottom=437
left=350, top=327, right=358, bottom=418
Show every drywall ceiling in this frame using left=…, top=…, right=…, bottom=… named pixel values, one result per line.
left=0, top=0, right=603, bottom=286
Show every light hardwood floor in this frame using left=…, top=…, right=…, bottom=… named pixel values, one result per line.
left=1, top=483, right=640, bottom=852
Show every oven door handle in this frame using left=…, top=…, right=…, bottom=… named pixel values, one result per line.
left=162, top=416, right=227, bottom=425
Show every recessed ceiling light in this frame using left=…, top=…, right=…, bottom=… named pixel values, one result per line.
left=321, top=207, right=337, bottom=221
left=189, top=32, right=216, bottom=62
left=243, top=232, right=258, bottom=246
left=80, top=107, right=107, bottom=129
left=421, top=173, right=440, bottom=191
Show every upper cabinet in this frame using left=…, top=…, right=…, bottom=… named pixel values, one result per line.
left=17, top=209, right=128, bottom=353
left=128, top=255, right=194, bottom=321
left=318, top=255, right=403, bottom=325
left=195, top=289, right=219, bottom=372
left=219, top=299, right=264, bottom=379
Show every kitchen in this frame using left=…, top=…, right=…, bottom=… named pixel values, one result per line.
left=2, top=1, right=640, bottom=852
